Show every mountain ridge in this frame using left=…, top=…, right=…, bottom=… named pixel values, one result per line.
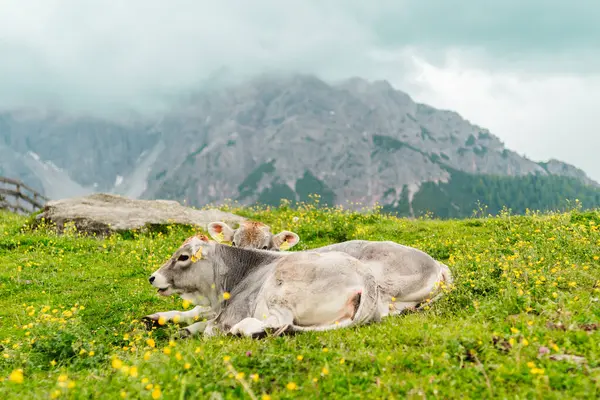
left=0, top=73, right=597, bottom=217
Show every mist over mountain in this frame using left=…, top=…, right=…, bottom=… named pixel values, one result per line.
left=1, top=74, right=598, bottom=217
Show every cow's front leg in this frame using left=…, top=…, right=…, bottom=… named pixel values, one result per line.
left=178, top=320, right=208, bottom=339
left=143, top=306, right=214, bottom=328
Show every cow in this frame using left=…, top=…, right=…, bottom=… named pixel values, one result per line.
left=146, top=234, right=385, bottom=338
left=145, top=227, right=453, bottom=338
left=207, top=220, right=300, bottom=251
left=208, top=221, right=454, bottom=314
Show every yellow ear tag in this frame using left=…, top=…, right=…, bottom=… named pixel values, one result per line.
left=190, top=248, right=203, bottom=263
left=279, top=240, right=290, bottom=251
left=214, top=232, right=232, bottom=246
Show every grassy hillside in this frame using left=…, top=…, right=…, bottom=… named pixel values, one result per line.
left=1, top=202, right=599, bottom=399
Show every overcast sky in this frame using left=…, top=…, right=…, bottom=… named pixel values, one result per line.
left=2, top=0, right=599, bottom=180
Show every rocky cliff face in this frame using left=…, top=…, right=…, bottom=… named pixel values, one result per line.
left=0, top=74, right=596, bottom=213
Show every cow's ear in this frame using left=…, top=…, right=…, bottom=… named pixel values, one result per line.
left=272, top=231, right=300, bottom=250
left=188, top=235, right=210, bottom=262
left=208, top=222, right=235, bottom=244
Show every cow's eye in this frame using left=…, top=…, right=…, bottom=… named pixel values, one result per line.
left=231, top=241, right=236, bottom=247
left=262, top=246, right=268, bottom=250
left=178, top=255, right=189, bottom=262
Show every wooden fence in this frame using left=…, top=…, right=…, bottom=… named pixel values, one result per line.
left=0, top=176, right=49, bottom=214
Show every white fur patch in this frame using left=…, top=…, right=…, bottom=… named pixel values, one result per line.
left=151, top=272, right=169, bottom=289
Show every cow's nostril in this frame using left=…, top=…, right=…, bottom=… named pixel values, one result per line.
left=149, top=276, right=155, bottom=284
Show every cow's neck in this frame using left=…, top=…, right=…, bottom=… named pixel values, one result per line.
left=213, top=244, right=281, bottom=294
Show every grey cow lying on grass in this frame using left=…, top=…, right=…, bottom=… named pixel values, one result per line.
left=147, top=234, right=385, bottom=337
left=144, top=223, right=453, bottom=338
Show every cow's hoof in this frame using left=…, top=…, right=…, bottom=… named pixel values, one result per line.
left=178, top=328, right=192, bottom=339
left=141, top=316, right=160, bottom=330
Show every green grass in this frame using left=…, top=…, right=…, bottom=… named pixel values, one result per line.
left=1, top=202, right=600, bottom=399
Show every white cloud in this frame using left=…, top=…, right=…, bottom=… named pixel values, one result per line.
left=391, top=50, right=600, bottom=182
left=0, top=0, right=598, bottom=181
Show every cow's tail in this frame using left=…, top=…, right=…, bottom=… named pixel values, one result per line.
left=438, top=261, right=453, bottom=288
left=415, top=262, right=454, bottom=311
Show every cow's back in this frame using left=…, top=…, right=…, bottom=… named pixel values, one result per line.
left=309, top=240, right=444, bottom=298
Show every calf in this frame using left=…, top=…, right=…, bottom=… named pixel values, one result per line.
left=147, top=234, right=385, bottom=338
left=208, top=220, right=299, bottom=251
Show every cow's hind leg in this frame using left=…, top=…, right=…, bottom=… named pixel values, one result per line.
left=229, top=318, right=267, bottom=338
left=230, top=307, right=296, bottom=338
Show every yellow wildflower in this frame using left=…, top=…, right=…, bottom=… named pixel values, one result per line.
left=530, top=367, right=544, bottom=375
left=152, top=387, right=162, bottom=399
left=112, top=357, right=123, bottom=369
left=9, top=369, right=24, bottom=384
left=286, top=382, right=298, bottom=390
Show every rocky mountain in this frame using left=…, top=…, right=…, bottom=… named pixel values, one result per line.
left=1, top=74, right=598, bottom=217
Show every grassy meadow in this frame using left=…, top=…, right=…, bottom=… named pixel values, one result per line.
left=1, top=200, right=599, bottom=399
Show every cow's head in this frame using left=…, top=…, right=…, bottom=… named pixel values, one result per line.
left=148, top=234, right=216, bottom=299
left=207, top=220, right=300, bottom=251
